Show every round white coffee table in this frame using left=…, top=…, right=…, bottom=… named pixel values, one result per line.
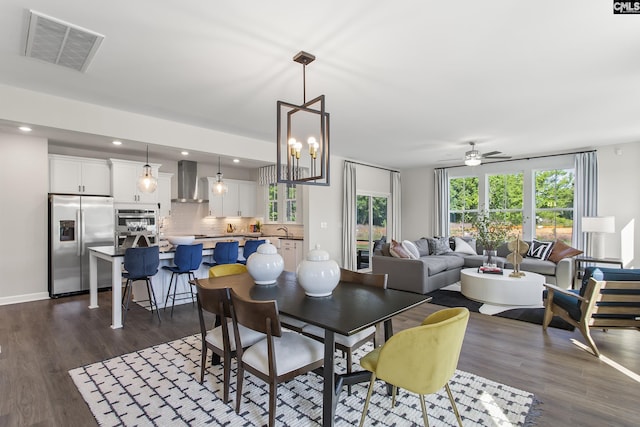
left=460, top=268, right=545, bottom=306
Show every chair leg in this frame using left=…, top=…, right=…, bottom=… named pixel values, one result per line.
left=542, top=297, right=554, bottom=330
left=147, top=278, right=161, bottom=323
left=189, top=272, right=196, bottom=305
left=170, top=273, right=180, bottom=317
left=269, top=381, right=277, bottom=427
left=578, top=321, right=600, bottom=357
left=347, top=349, right=353, bottom=395
left=122, top=279, right=132, bottom=325
left=222, top=349, right=231, bottom=403
left=419, top=394, right=430, bottom=427
left=391, top=385, right=397, bottom=407
left=359, top=373, right=377, bottom=427
left=200, top=344, right=207, bottom=384
left=235, top=363, right=244, bottom=414
left=164, top=273, right=175, bottom=311
left=445, top=382, right=463, bottom=427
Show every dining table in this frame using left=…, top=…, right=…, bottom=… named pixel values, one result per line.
left=194, top=271, right=432, bottom=427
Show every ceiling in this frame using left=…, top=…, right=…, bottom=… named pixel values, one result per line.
left=1, top=1, right=639, bottom=169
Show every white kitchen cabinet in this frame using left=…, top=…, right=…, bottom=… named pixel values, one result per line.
left=206, top=178, right=257, bottom=217
left=110, top=159, right=162, bottom=205
left=281, top=239, right=303, bottom=272
left=49, top=154, right=111, bottom=195
left=158, top=172, right=173, bottom=217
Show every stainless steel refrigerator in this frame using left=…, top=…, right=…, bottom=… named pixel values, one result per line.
left=48, top=194, right=115, bottom=297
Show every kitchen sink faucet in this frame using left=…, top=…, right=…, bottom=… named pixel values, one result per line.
left=277, top=226, right=290, bottom=239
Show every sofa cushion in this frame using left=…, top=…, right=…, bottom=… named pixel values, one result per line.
left=380, top=242, right=391, bottom=257
left=419, top=256, right=448, bottom=275
left=402, top=240, right=420, bottom=259
left=389, top=240, right=411, bottom=258
left=547, top=240, right=582, bottom=263
left=509, top=258, right=557, bottom=276
left=544, top=289, right=582, bottom=321
left=527, top=239, right=554, bottom=260
left=414, top=238, right=431, bottom=256
left=453, top=236, right=477, bottom=255
left=429, top=237, right=453, bottom=255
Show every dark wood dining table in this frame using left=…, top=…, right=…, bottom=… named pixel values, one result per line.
left=194, top=271, right=432, bottom=427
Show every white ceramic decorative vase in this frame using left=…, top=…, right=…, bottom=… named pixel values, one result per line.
left=296, top=245, right=340, bottom=297
left=246, top=241, right=284, bottom=285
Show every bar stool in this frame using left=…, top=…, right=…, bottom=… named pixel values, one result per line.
left=163, top=243, right=203, bottom=316
left=122, top=246, right=161, bottom=325
left=238, top=239, right=265, bottom=264
left=203, top=241, right=239, bottom=267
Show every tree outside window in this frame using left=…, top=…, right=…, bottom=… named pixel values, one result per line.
left=535, top=169, right=574, bottom=243
left=488, top=173, right=524, bottom=235
left=449, top=177, right=479, bottom=236
left=268, top=183, right=278, bottom=222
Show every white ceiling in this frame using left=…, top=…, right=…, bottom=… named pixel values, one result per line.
left=1, top=1, right=639, bottom=169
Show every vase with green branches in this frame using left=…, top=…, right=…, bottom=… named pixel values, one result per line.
left=470, top=210, right=515, bottom=266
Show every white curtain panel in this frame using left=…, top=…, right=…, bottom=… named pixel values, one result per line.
left=434, top=168, right=449, bottom=237
left=342, top=162, right=357, bottom=270
left=574, top=151, right=598, bottom=253
left=391, top=171, right=402, bottom=241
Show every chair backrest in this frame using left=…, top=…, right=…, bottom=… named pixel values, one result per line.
left=581, top=277, right=640, bottom=327
left=243, top=239, right=266, bottom=261
left=209, top=263, right=247, bottom=278
left=340, top=268, right=388, bottom=289
left=195, top=283, right=233, bottom=351
left=174, top=243, right=203, bottom=271
left=581, top=267, right=640, bottom=296
left=375, top=307, right=469, bottom=395
left=213, top=241, right=240, bottom=265
left=124, top=246, right=160, bottom=278
left=229, top=289, right=282, bottom=337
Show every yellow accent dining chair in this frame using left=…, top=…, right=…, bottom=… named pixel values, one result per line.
left=208, top=263, right=247, bottom=278
left=358, top=307, right=470, bottom=427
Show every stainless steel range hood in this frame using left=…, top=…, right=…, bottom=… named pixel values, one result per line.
left=172, top=160, right=208, bottom=203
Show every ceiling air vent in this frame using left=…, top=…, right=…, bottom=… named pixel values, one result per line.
left=24, top=10, right=104, bottom=72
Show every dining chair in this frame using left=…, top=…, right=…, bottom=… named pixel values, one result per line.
left=122, top=246, right=161, bottom=325
left=301, top=268, right=388, bottom=394
left=238, top=239, right=265, bottom=264
left=203, top=241, right=240, bottom=267
left=194, top=283, right=265, bottom=402
left=229, top=289, right=324, bottom=427
left=358, top=307, right=470, bottom=427
left=162, top=243, right=203, bottom=316
left=208, top=263, right=247, bottom=278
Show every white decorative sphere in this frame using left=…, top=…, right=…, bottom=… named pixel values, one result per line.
left=246, top=241, right=284, bottom=285
left=296, top=245, right=340, bottom=297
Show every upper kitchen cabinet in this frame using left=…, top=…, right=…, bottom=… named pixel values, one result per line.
left=158, top=172, right=173, bottom=217
left=109, top=159, right=161, bottom=205
left=49, top=154, right=111, bottom=195
left=206, top=178, right=257, bottom=217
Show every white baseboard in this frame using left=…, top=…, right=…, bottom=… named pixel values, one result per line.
left=0, top=292, right=50, bottom=306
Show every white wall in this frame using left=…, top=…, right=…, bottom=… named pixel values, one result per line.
left=401, top=143, right=640, bottom=267
left=0, top=133, right=49, bottom=304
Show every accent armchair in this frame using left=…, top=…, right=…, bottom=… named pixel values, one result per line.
left=543, top=266, right=640, bottom=357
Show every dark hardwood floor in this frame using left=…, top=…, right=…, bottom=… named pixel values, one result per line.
left=0, top=291, right=638, bottom=426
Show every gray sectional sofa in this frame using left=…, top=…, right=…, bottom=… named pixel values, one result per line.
left=372, top=238, right=574, bottom=294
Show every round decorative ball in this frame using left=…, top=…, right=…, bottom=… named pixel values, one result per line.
left=246, top=240, right=284, bottom=285
left=296, top=245, right=340, bottom=297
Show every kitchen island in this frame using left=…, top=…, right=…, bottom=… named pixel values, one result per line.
left=89, top=240, right=244, bottom=329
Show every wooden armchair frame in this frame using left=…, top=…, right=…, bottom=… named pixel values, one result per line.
left=543, top=278, right=640, bottom=357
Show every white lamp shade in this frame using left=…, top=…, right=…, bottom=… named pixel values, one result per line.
left=581, top=216, right=615, bottom=234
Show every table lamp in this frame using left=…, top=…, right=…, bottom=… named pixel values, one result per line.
left=581, top=216, right=615, bottom=259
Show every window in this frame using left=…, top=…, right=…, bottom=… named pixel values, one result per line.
left=488, top=172, right=524, bottom=235
left=449, top=177, right=478, bottom=236
left=535, top=169, right=574, bottom=243
left=266, top=183, right=299, bottom=223
left=356, top=194, right=388, bottom=270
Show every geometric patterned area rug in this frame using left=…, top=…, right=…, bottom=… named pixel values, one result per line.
left=70, top=334, right=542, bottom=426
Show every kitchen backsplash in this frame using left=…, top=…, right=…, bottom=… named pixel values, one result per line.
left=160, top=202, right=303, bottom=237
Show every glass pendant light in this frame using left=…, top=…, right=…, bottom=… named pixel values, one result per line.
left=137, top=145, right=158, bottom=193
left=214, top=156, right=228, bottom=195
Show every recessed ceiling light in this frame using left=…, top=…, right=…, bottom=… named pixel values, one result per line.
left=233, top=158, right=240, bottom=163
left=181, top=151, right=189, bottom=156
left=112, top=140, right=122, bottom=145
left=19, top=126, right=32, bottom=132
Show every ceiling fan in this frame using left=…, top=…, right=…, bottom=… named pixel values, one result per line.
left=464, top=142, right=511, bottom=166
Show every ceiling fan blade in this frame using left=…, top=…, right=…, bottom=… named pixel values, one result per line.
left=484, top=155, right=512, bottom=159
left=481, top=151, right=502, bottom=157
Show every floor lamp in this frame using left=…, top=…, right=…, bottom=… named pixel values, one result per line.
left=581, top=216, right=615, bottom=259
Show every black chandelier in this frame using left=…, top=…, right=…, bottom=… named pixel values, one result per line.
left=276, top=51, right=330, bottom=186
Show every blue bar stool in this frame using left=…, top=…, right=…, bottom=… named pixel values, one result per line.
left=163, top=243, right=203, bottom=316
left=203, top=241, right=239, bottom=267
left=238, top=239, right=265, bottom=265
left=122, top=246, right=161, bottom=325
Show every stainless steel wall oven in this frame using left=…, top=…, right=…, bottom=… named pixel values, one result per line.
left=115, top=209, right=158, bottom=247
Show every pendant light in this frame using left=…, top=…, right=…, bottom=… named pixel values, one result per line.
left=137, top=145, right=157, bottom=193
left=276, top=51, right=330, bottom=186
left=213, top=156, right=228, bottom=195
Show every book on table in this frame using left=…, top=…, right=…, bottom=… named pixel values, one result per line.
left=478, top=266, right=503, bottom=275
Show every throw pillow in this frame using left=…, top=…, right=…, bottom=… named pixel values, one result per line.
left=548, top=240, right=583, bottom=263
left=431, top=236, right=453, bottom=255
left=453, top=236, right=477, bottom=255
left=527, top=239, right=554, bottom=260
left=414, top=238, right=431, bottom=256
left=402, top=240, right=420, bottom=259
left=380, top=242, right=391, bottom=257
left=389, top=240, right=411, bottom=259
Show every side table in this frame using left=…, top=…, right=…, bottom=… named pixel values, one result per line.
left=573, top=256, right=624, bottom=289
